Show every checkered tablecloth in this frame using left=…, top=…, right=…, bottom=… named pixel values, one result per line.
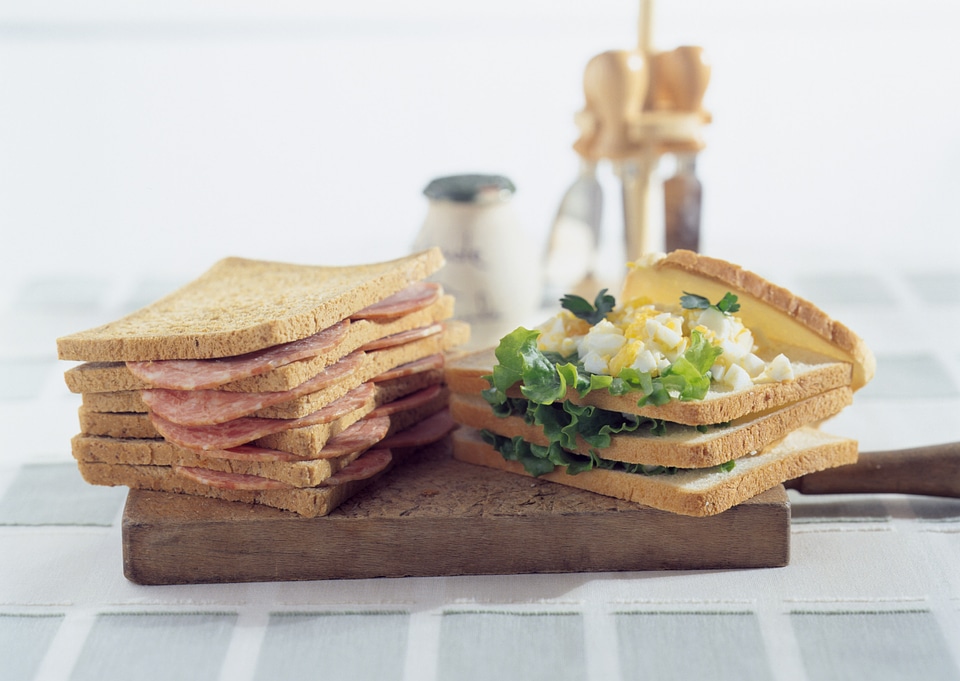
left=2, top=265, right=959, bottom=681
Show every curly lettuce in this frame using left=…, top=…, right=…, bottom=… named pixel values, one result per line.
left=481, top=430, right=736, bottom=478
left=486, top=396, right=664, bottom=451
left=483, top=326, right=723, bottom=411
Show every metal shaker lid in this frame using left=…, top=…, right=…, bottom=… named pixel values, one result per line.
left=423, top=174, right=515, bottom=203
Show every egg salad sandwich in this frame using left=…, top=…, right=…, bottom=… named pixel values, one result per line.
left=58, top=249, right=469, bottom=517
left=446, top=250, right=874, bottom=517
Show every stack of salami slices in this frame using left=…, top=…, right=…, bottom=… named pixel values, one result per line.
left=57, top=249, right=469, bottom=517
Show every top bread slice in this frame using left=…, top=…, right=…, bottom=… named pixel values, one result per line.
left=63, top=300, right=462, bottom=395
left=446, top=250, right=875, bottom=426
left=56, top=248, right=445, bottom=362
left=624, top=250, right=875, bottom=390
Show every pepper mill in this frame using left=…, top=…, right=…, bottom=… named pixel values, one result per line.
left=655, top=46, right=711, bottom=253
left=559, top=0, right=711, bottom=284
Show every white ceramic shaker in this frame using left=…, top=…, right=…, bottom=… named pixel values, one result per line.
left=413, top=174, right=541, bottom=349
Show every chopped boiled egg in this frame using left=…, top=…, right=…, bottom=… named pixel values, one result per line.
left=720, top=363, right=753, bottom=391
left=575, top=320, right=626, bottom=375
left=755, top=353, right=795, bottom=383
left=537, top=292, right=795, bottom=395
left=537, top=311, right=589, bottom=357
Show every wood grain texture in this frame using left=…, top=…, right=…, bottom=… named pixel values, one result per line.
left=122, top=439, right=790, bottom=585
left=788, top=441, right=960, bottom=498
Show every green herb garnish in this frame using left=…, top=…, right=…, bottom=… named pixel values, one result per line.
left=560, top=289, right=616, bottom=325
left=680, top=291, right=741, bottom=315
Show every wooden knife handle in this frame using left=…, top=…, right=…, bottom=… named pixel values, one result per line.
left=790, top=442, right=960, bottom=498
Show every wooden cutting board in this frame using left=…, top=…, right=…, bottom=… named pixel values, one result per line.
left=122, top=441, right=790, bottom=585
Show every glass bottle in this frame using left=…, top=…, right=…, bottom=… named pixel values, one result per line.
left=413, top=174, right=540, bottom=349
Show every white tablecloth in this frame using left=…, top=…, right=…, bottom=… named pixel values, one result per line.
left=1, top=262, right=959, bottom=681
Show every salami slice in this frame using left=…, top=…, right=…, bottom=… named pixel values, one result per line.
left=174, top=465, right=294, bottom=491
left=127, top=320, right=351, bottom=390
left=312, top=416, right=391, bottom=459
left=350, top=282, right=441, bottom=320
left=150, top=382, right=377, bottom=450
left=371, top=353, right=444, bottom=382
left=360, top=324, right=442, bottom=352
left=322, top=449, right=393, bottom=486
left=378, top=409, right=456, bottom=449
left=370, top=384, right=443, bottom=417
left=140, top=351, right=365, bottom=426
left=201, top=445, right=305, bottom=463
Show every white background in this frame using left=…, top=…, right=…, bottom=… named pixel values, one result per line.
left=2, top=0, right=959, bottom=287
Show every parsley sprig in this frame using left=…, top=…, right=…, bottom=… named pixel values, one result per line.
left=560, top=289, right=616, bottom=325
left=679, top=291, right=741, bottom=315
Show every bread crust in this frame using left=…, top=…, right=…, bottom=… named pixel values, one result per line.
left=57, top=249, right=445, bottom=362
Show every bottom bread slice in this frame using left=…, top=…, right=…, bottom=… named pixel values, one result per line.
left=451, top=426, right=857, bottom=517
left=75, top=416, right=457, bottom=518
left=77, top=458, right=385, bottom=518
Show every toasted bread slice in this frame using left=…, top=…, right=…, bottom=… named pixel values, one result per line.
left=452, top=426, right=857, bottom=517
left=445, top=347, right=852, bottom=427
left=75, top=458, right=387, bottom=518
left=450, top=386, right=852, bottom=468
left=63, top=300, right=463, bottom=395
left=73, top=434, right=367, bottom=489
left=57, top=249, right=445, bottom=362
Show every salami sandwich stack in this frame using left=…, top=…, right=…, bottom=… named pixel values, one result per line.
left=57, top=249, right=469, bottom=517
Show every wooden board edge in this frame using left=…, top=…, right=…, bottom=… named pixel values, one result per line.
left=121, top=485, right=790, bottom=585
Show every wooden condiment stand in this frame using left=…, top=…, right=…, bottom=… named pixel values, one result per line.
left=571, top=1, right=711, bottom=263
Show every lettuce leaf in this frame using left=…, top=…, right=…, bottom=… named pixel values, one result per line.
left=658, top=329, right=723, bottom=402
left=478, top=304, right=736, bottom=479
left=481, top=430, right=735, bottom=478
left=488, top=327, right=568, bottom=405
left=489, top=395, right=727, bottom=448
left=490, top=396, right=681, bottom=444
left=486, top=325, right=723, bottom=411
